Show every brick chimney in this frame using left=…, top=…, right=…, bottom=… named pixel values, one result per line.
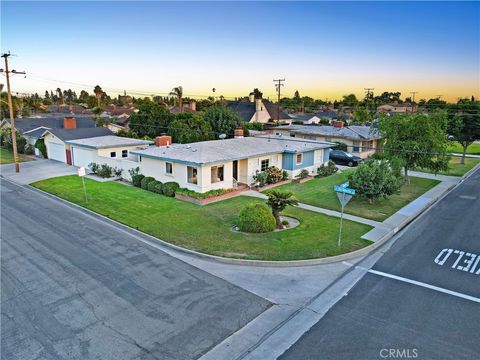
left=155, top=135, right=172, bottom=147
left=333, top=120, right=344, bottom=128
left=234, top=128, right=244, bottom=138
left=63, top=117, right=77, bottom=129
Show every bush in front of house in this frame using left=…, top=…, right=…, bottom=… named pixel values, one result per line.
left=132, top=174, right=144, bottom=187
left=147, top=180, right=161, bottom=193
left=252, top=166, right=289, bottom=187
left=89, top=162, right=99, bottom=174
left=266, top=166, right=284, bottom=184
left=176, top=188, right=234, bottom=199
left=317, top=161, right=338, bottom=177
left=319, top=118, right=331, bottom=125
left=97, top=164, right=114, bottom=178
left=237, top=203, right=276, bottom=233
left=296, top=169, right=310, bottom=179
left=141, top=176, right=155, bottom=190
left=162, top=181, right=180, bottom=197
left=34, top=139, right=48, bottom=158
left=153, top=182, right=164, bottom=194
left=252, top=170, right=268, bottom=187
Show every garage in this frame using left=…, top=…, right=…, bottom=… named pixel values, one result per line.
left=71, top=146, right=96, bottom=168
left=46, top=142, right=66, bottom=163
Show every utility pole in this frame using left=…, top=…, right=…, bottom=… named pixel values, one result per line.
left=273, top=78, right=285, bottom=122
left=410, top=91, right=418, bottom=112
left=1, top=52, right=26, bottom=173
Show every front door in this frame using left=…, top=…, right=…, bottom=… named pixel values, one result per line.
left=232, top=160, right=238, bottom=180
left=65, top=149, right=72, bottom=165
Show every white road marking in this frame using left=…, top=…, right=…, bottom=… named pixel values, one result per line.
left=434, top=248, right=480, bottom=274
left=368, top=269, right=480, bottom=304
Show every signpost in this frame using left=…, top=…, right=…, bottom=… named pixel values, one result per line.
left=77, top=167, right=88, bottom=203
left=334, top=181, right=356, bottom=247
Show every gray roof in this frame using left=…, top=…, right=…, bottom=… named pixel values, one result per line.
left=226, top=99, right=290, bottom=122
left=289, top=114, right=319, bottom=121
left=6, top=116, right=95, bottom=134
left=275, top=125, right=381, bottom=140
left=66, top=135, right=151, bottom=149
left=131, top=136, right=332, bottom=166
left=314, top=110, right=337, bottom=119
left=43, top=127, right=113, bottom=141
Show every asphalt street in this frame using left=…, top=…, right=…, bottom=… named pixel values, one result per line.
left=0, top=178, right=270, bottom=360
left=281, top=168, right=480, bottom=360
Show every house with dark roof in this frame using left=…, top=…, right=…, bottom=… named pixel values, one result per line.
left=267, top=122, right=382, bottom=159
left=289, top=114, right=321, bottom=124
left=227, top=96, right=290, bottom=124
left=41, top=127, right=113, bottom=164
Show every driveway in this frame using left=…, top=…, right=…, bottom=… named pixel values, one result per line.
left=0, top=158, right=77, bottom=185
left=1, top=178, right=270, bottom=360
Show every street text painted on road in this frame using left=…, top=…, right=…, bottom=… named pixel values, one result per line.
left=434, top=248, right=480, bottom=275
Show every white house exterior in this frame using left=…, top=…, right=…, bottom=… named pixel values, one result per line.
left=131, top=135, right=333, bottom=193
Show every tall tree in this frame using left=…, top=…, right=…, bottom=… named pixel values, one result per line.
left=266, top=190, right=298, bottom=229
left=167, top=113, right=213, bottom=143
left=93, top=85, right=103, bottom=107
left=169, top=86, right=183, bottom=110
left=203, top=106, right=243, bottom=137
left=378, top=112, right=450, bottom=177
left=129, top=102, right=173, bottom=138
left=342, top=94, right=359, bottom=108
left=447, top=99, right=480, bottom=164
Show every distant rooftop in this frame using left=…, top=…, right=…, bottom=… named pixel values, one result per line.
left=65, top=135, right=152, bottom=149
left=42, top=127, right=113, bottom=141
left=275, top=124, right=381, bottom=140
left=131, top=136, right=333, bottom=166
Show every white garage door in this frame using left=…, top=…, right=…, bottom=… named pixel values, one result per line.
left=72, top=147, right=95, bottom=168
left=46, top=142, right=66, bottom=163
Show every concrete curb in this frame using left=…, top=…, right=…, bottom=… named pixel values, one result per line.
left=22, top=166, right=475, bottom=268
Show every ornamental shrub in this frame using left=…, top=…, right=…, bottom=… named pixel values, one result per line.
left=147, top=180, right=161, bottom=192
left=141, top=176, right=155, bottom=190
left=296, top=169, right=310, bottom=179
left=265, top=166, right=283, bottom=184
left=237, top=203, right=276, bottom=233
left=97, top=164, right=114, bottom=178
left=317, top=161, right=338, bottom=177
left=132, top=174, right=144, bottom=187
left=153, top=182, right=164, bottom=194
left=252, top=170, right=268, bottom=187
left=162, top=182, right=180, bottom=197
left=34, top=139, right=48, bottom=158
left=89, top=162, right=99, bottom=174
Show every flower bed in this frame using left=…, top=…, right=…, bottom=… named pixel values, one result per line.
left=175, top=187, right=246, bottom=205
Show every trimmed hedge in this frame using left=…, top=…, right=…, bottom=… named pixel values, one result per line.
left=153, top=182, right=163, bottom=194
left=162, top=182, right=180, bottom=197
left=176, top=188, right=234, bottom=199
left=140, top=176, right=155, bottom=190
left=237, top=203, right=276, bottom=233
left=132, top=174, right=144, bottom=187
left=147, top=180, right=161, bottom=193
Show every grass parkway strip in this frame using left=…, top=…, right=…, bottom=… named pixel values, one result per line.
left=31, top=175, right=373, bottom=261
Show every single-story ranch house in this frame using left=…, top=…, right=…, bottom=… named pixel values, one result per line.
left=267, top=122, right=382, bottom=159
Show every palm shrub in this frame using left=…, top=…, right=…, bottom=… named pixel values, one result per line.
left=266, top=190, right=299, bottom=229
left=140, top=176, right=155, bottom=190
left=237, top=203, right=276, bottom=233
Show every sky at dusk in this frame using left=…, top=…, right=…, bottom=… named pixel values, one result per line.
left=1, top=1, right=479, bottom=102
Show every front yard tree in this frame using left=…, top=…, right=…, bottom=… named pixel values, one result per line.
left=378, top=112, right=450, bottom=177
left=167, top=113, right=214, bottom=143
left=447, top=99, right=480, bottom=164
left=266, top=190, right=298, bottom=229
left=129, top=102, right=173, bottom=138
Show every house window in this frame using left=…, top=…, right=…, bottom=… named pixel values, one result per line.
left=110, top=151, right=116, bottom=158
left=165, top=162, right=173, bottom=175
left=296, top=153, right=303, bottom=164
left=122, top=150, right=128, bottom=158
left=187, top=166, right=198, bottom=185
left=211, top=165, right=224, bottom=183
left=353, top=141, right=360, bottom=152
left=261, top=159, right=270, bottom=172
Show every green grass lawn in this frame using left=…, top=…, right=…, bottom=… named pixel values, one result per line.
left=271, top=171, right=440, bottom=222
left=416, top=157, right=480, bottom=177
left=0, top=147, right=31, bottom=164
left=31, top=176, right=373, bottom=261
left=447, top=142, right=480, bottom=155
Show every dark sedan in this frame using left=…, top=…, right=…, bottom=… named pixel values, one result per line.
left=329, top=150, right=363, bottom=167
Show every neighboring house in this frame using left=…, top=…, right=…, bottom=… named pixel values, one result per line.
left=169, top=100, right=197, bottom=114
left=41, top=127, right=113, bottom=164
left=130, top=131, right=332, bottom=193
left=268, top=122, right=382, bottom=159
left=377, top=103, right=414, bottom=113
left=314, top=110, right=337, bottom=121
left=289, top=114, right=321, bottom=125
left=65, top=135, right=151, bottom=168
left=227, top=97, right=291, bottom=124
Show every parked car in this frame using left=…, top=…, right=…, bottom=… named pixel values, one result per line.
left=329, top=150, right=363, bottom=167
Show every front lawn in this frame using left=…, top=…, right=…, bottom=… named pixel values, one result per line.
left=271, top=171, right=440, bottom=222
left=447, top=142, right=480, bottom=155
left=417, top=157, right=480, bottom=177
left=0, top=147, right=31, bottom=164
left=32, top=176, right=373, bottom=261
